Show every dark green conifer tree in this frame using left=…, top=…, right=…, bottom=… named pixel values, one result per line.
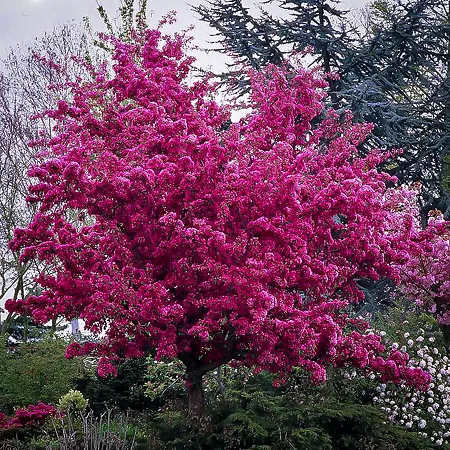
left=194, top=0, right=450, bottom=221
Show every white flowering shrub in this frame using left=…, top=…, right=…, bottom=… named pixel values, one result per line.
left=372, top=319, right=450, bottom=447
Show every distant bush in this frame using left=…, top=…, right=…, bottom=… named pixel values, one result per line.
left=0, top=338, right=82, bottom=413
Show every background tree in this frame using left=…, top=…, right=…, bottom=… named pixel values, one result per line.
left=193, top=0, right=355, bottom=102
left=0, top=23, right=101, bottom=340
left=194, top=0, right=450, bottom=223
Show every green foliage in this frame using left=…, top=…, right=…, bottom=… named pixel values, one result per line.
left=86, top=0, right=149, bottom=52
left=0, top=338, right=82, bottom=413
left=371, top=299, right=444, bottom=347
left=57, top=389, right=88, bottom=413
left=97, top=5, right=114, bottom=34
left=367, top=0, right=397, bottom=34
left=145, top=357, right=185, bottom=402
left=149, top=369, right=433, bottom=449
left=75, top=358, right=153, bottom=415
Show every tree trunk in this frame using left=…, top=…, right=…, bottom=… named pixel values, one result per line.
left=181, top=352, right=235, bottom=424
left=22, top=315, right=28, bottom=343
left=186, top=372, right=205, bottom=421
left=441, top=323, right=450, bottom=347
left=435, top=296, right=450, bottom=346
left=0, top=312, right=13, bottom=337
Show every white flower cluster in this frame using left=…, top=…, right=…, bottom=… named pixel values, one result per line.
left=373, top=328, right=450, bottom=446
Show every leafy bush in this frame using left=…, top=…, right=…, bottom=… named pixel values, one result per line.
left=147, top=368, right=434, bottom=449
left=57, top=390, right=88, bottom=414
left=75, top=358, right=153, bottom=415
left=0, top=338, right=82, bottom=413
left=145, top=357, right=185, bottom=402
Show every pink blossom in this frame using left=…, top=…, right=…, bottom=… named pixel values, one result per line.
left=97, top=358, right=118, bottom=378
left=0, top=403, right=57, bottom=430
left=6, top=23, right=441, bottom=389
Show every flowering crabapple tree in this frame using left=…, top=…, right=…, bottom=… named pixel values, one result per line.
left=391, top=202, right=450, bottom=344
left=7, top=21, right=434, bottom=418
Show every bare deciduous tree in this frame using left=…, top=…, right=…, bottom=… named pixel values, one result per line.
left=0, top=24, right=97, bottom=340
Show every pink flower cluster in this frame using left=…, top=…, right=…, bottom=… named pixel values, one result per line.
left=6, top=23, right=441, bottom=388
left=0, top=403, right=57, bottom=430
left=393, top=207, right=450, bottom=324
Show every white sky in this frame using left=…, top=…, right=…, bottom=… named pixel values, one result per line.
left=0, top=0, right=369, bottom=69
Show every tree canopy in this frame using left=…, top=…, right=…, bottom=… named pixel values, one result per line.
left=6, top=21, right=435, bottom=417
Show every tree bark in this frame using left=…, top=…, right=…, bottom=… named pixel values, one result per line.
left=0, top=312, right=13, bottom=337
left=441, top=323, right=450, bottom=347
left=435, top=296, right=450, bottom=346
left=180, top=351, right=236, bottom=423
left=186, top=372, right=205, bottom=421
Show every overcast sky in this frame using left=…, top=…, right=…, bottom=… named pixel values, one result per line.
left=0, top=0, right=369, bottom=69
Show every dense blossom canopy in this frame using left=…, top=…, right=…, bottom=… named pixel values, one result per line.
left=7, top=23, right=434, bottom=388
left=397, top=208, right=450, bottom=325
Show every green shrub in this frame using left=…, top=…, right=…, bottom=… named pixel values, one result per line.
left=75, top=358, right=153, bottom=415
left=0, top=338, right=82, bottom=413
left=147, top=368, right=434, bottom=449
left=57, top=389, right=88, bottom=413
